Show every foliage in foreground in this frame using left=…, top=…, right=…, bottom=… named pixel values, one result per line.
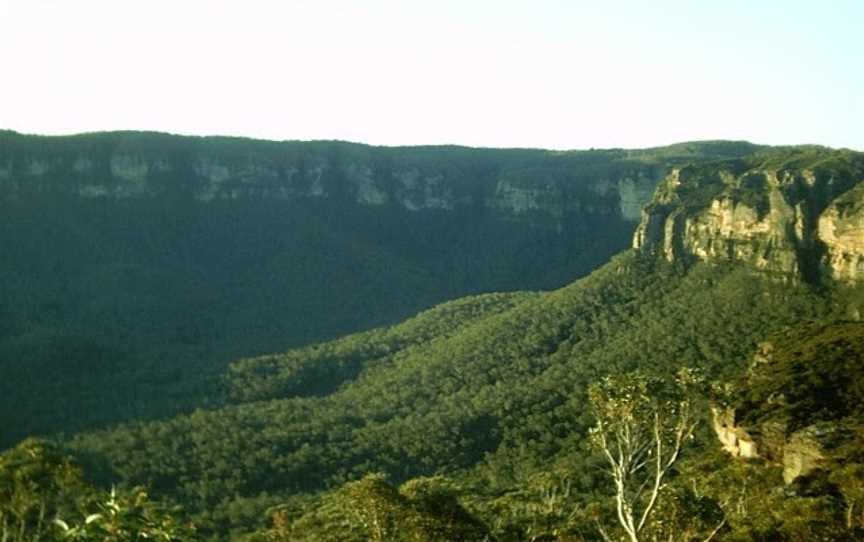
left=587, top=369, right=712, bottom=542
left=4, top=322, right=864, bottom=541
left=0, top=439, right=193, bottom=541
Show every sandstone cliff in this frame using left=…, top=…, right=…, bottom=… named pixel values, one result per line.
left=633, top=148, right=864, bottom=283
left=0, top=131, right=763, bottom=228
left=0, top=132, right=645, bottom=222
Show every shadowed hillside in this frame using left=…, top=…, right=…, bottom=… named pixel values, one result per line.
left=3, top=145, right=864, bottom=540
left=0, top=131, right=761, bottom=446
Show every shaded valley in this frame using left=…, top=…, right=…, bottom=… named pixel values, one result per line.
left=4, top=138, right=864, bottom=541
left=0, top=131, right=759, bottom=445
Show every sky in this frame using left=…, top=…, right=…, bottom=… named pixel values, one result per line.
left=0, top=0, right=861, bottom=150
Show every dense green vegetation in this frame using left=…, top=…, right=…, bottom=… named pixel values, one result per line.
left=4, top=251, right=862, bottom=540
left=733, top=322, right=864, bottom=431
left=0, top=132, right=761, bottom=447
left=0, top=438, right=194, bottom=541
left=3, top=138, right=863, bottom=540
left=678, top=321, right=864, bottom=541
left=60, top=251, right=854, bottom=539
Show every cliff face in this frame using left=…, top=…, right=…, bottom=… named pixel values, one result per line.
left=818, top=183, right=864, bottom=282
left=0, top=132, right=765, bottom=446
left=633, top=148, right=864, bottom=283
left=0, top=132, right=683, bottom=228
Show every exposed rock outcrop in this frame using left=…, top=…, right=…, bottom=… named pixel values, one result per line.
left=782, top=423, right=838, bottom=484
left=711, top=406, right=760, bottom=459
left=713, top=322, right=864, bottom=484
left=818, top=183, right=864, bottom=282
left=0, top=131, right=690, bottom=232
left=634, top=149, right=864, bottom=283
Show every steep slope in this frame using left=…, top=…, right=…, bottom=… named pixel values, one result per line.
left=633, top=147, right=864, bottom=283
left=678, top=322, right=864, bottom=541
left=0, top=132, right=761, bottom=446
left=5, top=145, right=843, bottom=540
left=0, top=131, right=758, bottom=219
left=714, top=322, right=864, bottom=479
left=68, top=253, right=842, bottom=537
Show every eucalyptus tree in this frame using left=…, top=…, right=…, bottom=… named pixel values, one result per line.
left=588, top=368, right=721, bottom=542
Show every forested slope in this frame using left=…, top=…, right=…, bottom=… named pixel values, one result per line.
left=58, top=146, right=864, bottom=540
left=5, top=143, right=864, bottom=541
left=67, top=252, right=848, bottom=538
left=0, top=132, right=761, bottom=446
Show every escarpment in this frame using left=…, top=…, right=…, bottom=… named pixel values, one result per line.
left=0, top=132, right=766, bottom=445
left=633, top=148, right=864, bottom=283
left=0, top=130, right=700, bottom=225
left=818, top=182, right=864, bottom=282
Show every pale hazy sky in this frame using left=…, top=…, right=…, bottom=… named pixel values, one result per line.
left=0, top=0, right=861, bottom=150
